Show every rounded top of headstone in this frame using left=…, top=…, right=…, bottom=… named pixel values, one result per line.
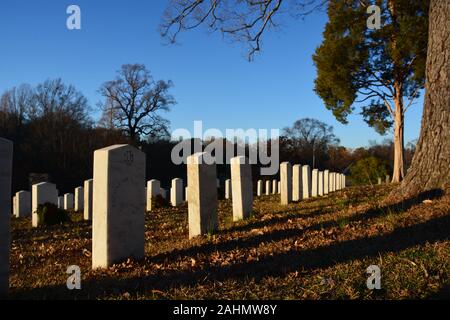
left=187, top=152, right=208, bottom=164
left=230, top=156, right=248, bottom=165
left=33, top=181, right=55, bottom=187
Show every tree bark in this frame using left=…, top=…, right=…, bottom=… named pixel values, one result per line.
left=397, top=0, right=450, bottom=197
left=392, top=92, right=405, bottom=183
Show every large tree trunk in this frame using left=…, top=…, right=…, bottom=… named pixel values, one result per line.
left=397, top=0, right=450, bottom=197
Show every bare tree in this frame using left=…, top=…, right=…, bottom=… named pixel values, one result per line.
left=282, top=118, right=339, bottom=168
left=160, top=0, right=327, bottom=60
left=32, top=78, right=90, bottom=124
left=99, top=64, right=176, bottom=142
left=0, top=84, right=33, bottom=129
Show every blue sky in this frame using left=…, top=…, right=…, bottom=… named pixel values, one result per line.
left=0, top=0, right=424, bottom=148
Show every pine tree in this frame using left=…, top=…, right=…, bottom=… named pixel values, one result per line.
left=313, top=0, right=429, bottom=183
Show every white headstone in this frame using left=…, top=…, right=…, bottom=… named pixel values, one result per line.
left=170, top=178, right=183, bottom=206
left=16, top=191, right=31, bottom=218
left=92, top=144, right=145, bottom=269
left=302, top=165, right=311, bottom=199
left=12, top=196, right=17, bottom=217
left=84, top=179, right=93, bottom=221
left=74, top=186, right=84, bottom=212
left=64, top=193, right=74, bottom=210
left=257, top=180, right=263, bottom=197
left=272, top=179, right=278, bottom=194
left=334, top=174, right=338, bottom=190
left=324, top=170, right=329, bottom=195
left=280, top=162, right=292, bottom=205
left=0, top=138, right=12, bottom=297
left=330, top=173, right=335, bottom=192
left=292, top=164, right=302, bottom=201
left=32, top=182, right=57, bottom=227
left=187, top=153, right=218, bottom=238
left=225, top=179, right=232, bottom=200
left=230, top=156, right=253, bottom=221
left=160, top=188, right=167, bottom=200
left=58, top=196, right=64, bottom=209
left=146, top=179, right=161, bottom=211
left=318, top=171, right=324, bottom=196
left=311, top=169, right=319, bottom=197
left=265, top=180, right=271, bottom=195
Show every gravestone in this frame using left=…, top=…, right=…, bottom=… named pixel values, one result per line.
left=280, top=162, right=292, bottom=205
left=257, top=180, right=263, bottom=197
left=64, top=193, right=74, bottom=210
left=278, top=181, right=281, bottom=194
left=171, top=178, right=183, bottom=206
left=318, top=171, right=324, bottom=196
left=74, top=187, right=84, bottom=212
left=187, top=152, right=218, bottom=238
left=324, top=170, right=329, bottom=195
left=272, top=180, right=278, bottom=194
left=302, top=165, right=311, bottom=199
left=12, top=196, right=17, bottom=217
left=335, top=173, right=339, bottom=191
left=330, top=173, right=335, bottom=192
left=378, top=177, right=382, bottom=185
left=265, top=180, right=271, bottom=195
left=32, top=182, right=57, bottom=227
left=58, top=196, right=64, bottom=209
left=311, top=169, right=319, bottom=197
left=292, top=164, right=302, bottom=201
left=225, top=179, right=232, bottom=200
left=343, top=175, right=346, bottom=188
left=146, top=179, right=161, bottom=211
left=0, top=138, right=12, bottom=297
left=231, top=156, right=253, bottom=221
left=84, top=179, right=93, bottom=221
left=16, top=191, right=31, bottom=218
left=160, top=188, right=167, bottom=200
left=338, top=173, right=341, bottom=190
left=92, top=144, right=145, bottom=269
left=386, top=175, right=390, bottom=184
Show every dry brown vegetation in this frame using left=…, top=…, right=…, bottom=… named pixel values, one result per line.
left=9, top=185, right=450, bottom=300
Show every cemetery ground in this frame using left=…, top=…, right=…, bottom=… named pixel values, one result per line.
left=9, top=184, right=449, bottom=300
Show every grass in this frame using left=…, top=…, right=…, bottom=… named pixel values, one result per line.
left=8, top=184, right=450, bottom=300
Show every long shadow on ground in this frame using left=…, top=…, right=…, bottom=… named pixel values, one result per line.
left=10, top=190, right=448, bottom=299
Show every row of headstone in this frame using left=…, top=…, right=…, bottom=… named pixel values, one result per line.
left=255, top=179, right=281, bottom=196
left=12, top=180, right=92, bottom=227
left=378, top=175, right=391, bottom=185
left=2, top=140, right=350, bottom=296
left=256, top=164, right=346, bottom=205
left=146, top=178, right=186, bottom=210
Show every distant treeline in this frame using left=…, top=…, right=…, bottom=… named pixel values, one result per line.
left=0, top=80, right=415, bottom=194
